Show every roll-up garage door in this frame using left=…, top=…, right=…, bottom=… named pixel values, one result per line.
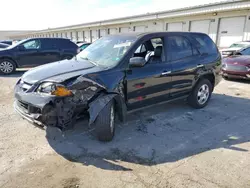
left=135, top=26, right=146, bottom=32
left=85, top=31, right=91, bottom=43
left=120, top=27, right=129, bottom=33
left=168, top=22, right=183, bottom=31
left=91, top=30, right=98, bottom=42
left=100, top=29, right=106, bottom=38
left=109, top=28, right=117, bottom=35
left=72, top=31, right=77, bottom=42
left=78, top=31, right=84, bottom=41
left=217, top=17, right=246, bottom=48
left=67, top=32, right=71, bottom=39
left=190, top=20, right=211, bottom=34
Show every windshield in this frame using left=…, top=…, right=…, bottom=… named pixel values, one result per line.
left=229, top=43, right=249, bottom=48
left=77, top=35, right=137, bottom=67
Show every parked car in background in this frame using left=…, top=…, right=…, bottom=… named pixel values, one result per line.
left=14, top=32, right=221, bottom=141
left=0, top=43, right=10, bottom=49
left=222, top=55, right=250, bottom=80
left=77, top=42, right=91, bottom=51
left=0, top=40, right=13, bottom=45
left=0, top=38, right=78, bottom=74
left=220, top=41, right=250, bottom=57
left=234, top=46, right=250, bottom=56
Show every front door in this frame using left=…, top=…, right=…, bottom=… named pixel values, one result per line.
left=126, top=37, right=172, bottom=110
left=16, top=39, right=44, bottom=67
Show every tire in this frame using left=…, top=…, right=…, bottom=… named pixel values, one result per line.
left=0, top=59, right=16, bottom=74
left=94, top=100, right=115, bottom=142
left=188, top=79, right=213, bottom=109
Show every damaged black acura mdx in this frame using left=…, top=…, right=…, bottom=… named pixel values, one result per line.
left=14, top=32, right=222, bottom=141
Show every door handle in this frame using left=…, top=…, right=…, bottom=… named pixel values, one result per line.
left=161, top=71, right=171, bottom=76
left=197, top=64, right=204, bottom=68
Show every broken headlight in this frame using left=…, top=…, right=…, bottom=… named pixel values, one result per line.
left=37, top=82, right=72, bottom=97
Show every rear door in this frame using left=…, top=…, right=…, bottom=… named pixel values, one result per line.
left=39, top=39, right=61, bottom=64
left=126, top=36, right=172, bottom=110
left=167, top=34, right=200, bottom=97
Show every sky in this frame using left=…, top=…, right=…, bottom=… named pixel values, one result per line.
left=1, top=0, right=225, bottom=30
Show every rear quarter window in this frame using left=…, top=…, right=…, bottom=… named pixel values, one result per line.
left=192, top=34, right=217, bottom=55
left=57, top=39, right=78, bottom=49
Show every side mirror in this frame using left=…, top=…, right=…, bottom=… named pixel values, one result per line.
left=129, top=57, right=146, bottom=67
left=18, top=45, right=25, bottom=51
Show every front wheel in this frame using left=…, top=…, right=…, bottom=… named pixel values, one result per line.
left=0, top=59, right=16, bottom=74
left=188, top=79, right=213, bottom=109
left=94, top=100, right=115, bottom=142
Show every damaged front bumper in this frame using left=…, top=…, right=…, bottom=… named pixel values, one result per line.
left=14, top=77, right=125, bottom=130
left=14, top=100, right=45, bottom=128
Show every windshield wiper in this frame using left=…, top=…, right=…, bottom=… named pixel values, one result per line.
left=80, top=57, right=98, bottom=66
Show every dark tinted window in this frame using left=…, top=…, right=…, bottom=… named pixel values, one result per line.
left=41, top=39, right=57, bottom=49
left=168, top=36, right=193, bottom=61
left=57, top=39, right=77, bottom=49
left=192, top=34, right=217, bottom=55
left=240, top=47, right=250, bottom=55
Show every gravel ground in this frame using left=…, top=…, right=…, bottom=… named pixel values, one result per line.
left=0, top=71, right=250, bottom=188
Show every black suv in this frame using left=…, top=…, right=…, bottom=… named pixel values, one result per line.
left=0, top=38, right=78, bottom=74
left=14, top=32, right=222, bottom=141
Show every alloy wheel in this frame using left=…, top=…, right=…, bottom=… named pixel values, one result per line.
left=197, top=84, right=210, bottom=105
left=0, top=61, right=14, bottom=73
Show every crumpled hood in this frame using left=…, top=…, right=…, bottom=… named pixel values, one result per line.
left=21, top=58, right=98, bottom=84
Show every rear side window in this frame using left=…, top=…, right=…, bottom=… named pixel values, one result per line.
left=192, top=34, right=217, bottom=55
left=57, top=39, right=77, bottom=49
left=168, top=36, right=193, bottom=61
left=41, top=39, right=57, bottom=50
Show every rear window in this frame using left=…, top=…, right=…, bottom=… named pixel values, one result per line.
left=192, top=34, right=217, bottom=55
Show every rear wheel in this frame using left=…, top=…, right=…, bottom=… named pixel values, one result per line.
left=0, top=59, right=16, bottom=74
left=188, top=79, right=212, bottom=109
left=94, top=100, right=115, bottom=142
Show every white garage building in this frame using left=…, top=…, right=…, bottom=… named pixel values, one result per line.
left=9, top=0, right=250, bottom=48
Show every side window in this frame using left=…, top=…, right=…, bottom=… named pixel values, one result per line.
left=23, top=40, right=41, bottom=50
left=133, top=37, right=164, bottom=64
left=135, top=44, right=146, bottom=54
left=192, top=34, right=217, bottom=55
left=151, top=38, right=162, bottom=48
left=168, top=36, right=193, bottom=61
left=41, top=39, right=56, bottom=50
